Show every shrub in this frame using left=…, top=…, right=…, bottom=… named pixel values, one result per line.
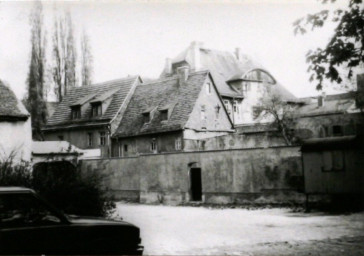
left=0, top=157, right=115, bottom=217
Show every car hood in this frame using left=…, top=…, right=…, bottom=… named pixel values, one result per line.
left=67, top=215, right=137, bottom=227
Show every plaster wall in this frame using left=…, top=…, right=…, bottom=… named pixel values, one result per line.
left=0, top=118, right=32, bottom=162
left=81, top=146, right=303, bottom=205
left=44, top=127, right=110, bottom=157
left=185, top=76, right=232, bottom=131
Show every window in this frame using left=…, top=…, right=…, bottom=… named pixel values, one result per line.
left=318, top=126, right=327, bottom=138
left=223, top=100, right=231, bottom=115
left=58, top=135, right=64, bottom=141
left=71, top=106, right=81, bottom=119
left=124, top=144, right=128, bottom=152
left=200, top=105, right=207, bottom=129
left=215, top=104, right=221, bottom=119
left=175, top=137, right=182, bottom=150
left=332, top=125, right=343, bottom=137
left=206, top=83, right=212, bottom=94
left=0, top=193, right=61, bottom=229
left=99, top=132, right=106, bottom=146
left=233, top=101, right=239, bottom=114
left=322, top=150, right=345, bottom=172
left=242, top=82, right=249, bottom=94
left=151, top=139, right=157, bottom=153
left=160, top=110, right=168, bottom=121
left=91, top=103, right=102, bottom=117
left=87, top=133, right=93, bottom=147
left=143, top=113, right=150, bottom=123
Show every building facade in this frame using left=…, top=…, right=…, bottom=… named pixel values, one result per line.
left=0, top=81, right=32, bottom=162
left=43, top=76, right=141, bottom=157
left=111, top=69, right=234, bottom=156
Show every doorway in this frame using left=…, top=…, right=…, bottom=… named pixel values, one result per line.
left=190, top=168, right=202, bottom=201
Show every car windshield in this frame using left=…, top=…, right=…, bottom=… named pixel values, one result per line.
left=0, top=193, right=62, bottom=228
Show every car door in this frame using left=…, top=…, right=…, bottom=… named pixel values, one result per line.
left=0, top=192, right=79, bottom=254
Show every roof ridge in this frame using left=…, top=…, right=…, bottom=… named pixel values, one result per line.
left=70, top=76, right=139, bottom=92
left=142, top=70, right=209, bottom=87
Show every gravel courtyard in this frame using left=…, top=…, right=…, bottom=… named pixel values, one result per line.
left=115, top=203, right=364, bottom=255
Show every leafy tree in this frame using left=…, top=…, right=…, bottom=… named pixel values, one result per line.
left=52, top=9, right=77, bottom=102
left=80, top=29, right=93, bottom=86
left=26, top=1, right=47, bottom=140
left=293, top=0, right=363, bottom=91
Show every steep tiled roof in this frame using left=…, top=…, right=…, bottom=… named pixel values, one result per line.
left=0, top=80, right=29, bottom=120
left=163, top=44, right=296, bottom=100
left=45, top=76, right=140, bottom=127
left=114, top=71, right=209, bottom=138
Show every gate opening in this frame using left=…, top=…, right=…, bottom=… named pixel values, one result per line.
left=190, top=168, right=202, bottom=201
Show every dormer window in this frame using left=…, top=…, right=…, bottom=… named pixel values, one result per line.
left=91, top=103, right=102, bottom=117
left=71, top=106, right=81, bottom=119
left=142, top=112, right=150, bottom=123
left=160, top=110, right=168, bottom=121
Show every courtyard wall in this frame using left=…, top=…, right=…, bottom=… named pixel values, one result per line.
left=80, top=146, right=304, bottom=205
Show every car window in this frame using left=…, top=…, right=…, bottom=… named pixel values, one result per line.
left=0, top=193, right=61, bottom=229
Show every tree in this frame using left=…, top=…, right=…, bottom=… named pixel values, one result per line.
left=26, top=1, right=47, bottom=140
left=80, top=29, right=93, bottom=86
left=52, top=9, right=77, bottom=102
left=293, top=0, right=363, bottom=91
left=254, top=85, right=298, bottom=146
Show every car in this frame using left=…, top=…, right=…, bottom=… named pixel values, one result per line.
left=0, top=187, right=143, bottom=255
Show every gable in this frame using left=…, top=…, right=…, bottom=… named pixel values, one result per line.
left=185, top=74, right=234, bottom=131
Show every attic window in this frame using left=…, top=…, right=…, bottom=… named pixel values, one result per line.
left=160, top=110, right=168, bottom=121
left=143, top=112, right=150, bottom=123
left=71, top=106, right=81, bottom=119
left=206, top=83, right=212, bottom=94
left=91, top=103, right=102, bottom=117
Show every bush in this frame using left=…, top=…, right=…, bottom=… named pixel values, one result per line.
left=0, top=158, right=115, bottom=217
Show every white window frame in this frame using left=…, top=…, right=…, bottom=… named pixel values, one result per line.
left=175, top=137, right=182, bottom=150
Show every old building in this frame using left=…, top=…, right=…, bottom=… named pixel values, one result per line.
left=111, top=69, right=234, bottom=156
left=43, top=76, right=142, bottom=157
left=298, top=77, right=364, bottom=205
left=0, top=80, right=32, bottom=162
left=161, top=42, right=296, bottom=126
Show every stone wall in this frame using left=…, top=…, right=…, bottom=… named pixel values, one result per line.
left=81, top=146, right=304, bottom=205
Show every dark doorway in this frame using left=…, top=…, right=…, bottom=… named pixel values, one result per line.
left=190, top=168, right=202, bottom=201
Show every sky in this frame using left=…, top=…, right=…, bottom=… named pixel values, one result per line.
left=0, top=0, right=348, bottom=100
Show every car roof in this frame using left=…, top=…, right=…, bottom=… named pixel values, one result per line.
left=0, top=186, right=33, bottom=193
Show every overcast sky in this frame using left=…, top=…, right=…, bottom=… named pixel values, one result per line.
left=0, top=0, right=347, bottom=100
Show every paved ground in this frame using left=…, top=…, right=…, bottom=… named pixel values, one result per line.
left=114, top=203, right=364, bottom=255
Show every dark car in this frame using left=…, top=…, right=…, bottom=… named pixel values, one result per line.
left=0, top=187, right=143, bottom=255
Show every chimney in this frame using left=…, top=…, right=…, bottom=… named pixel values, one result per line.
left=177, top=66, right=189, bottom=86
left=318, top=92, right=326, bottom=107
left=190, top=41, right=203, bottom=71
left=235, top=47, right=242, bottom=61
left=164, top=58, right=172, bottom=75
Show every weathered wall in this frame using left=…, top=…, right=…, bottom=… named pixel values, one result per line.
left=0, top=118, right=32, bottom=162
left=296, top=113, right=363, bottom=139
left=184, top=132, right=287, bottom=151
left=44, top=127, right=110, bottom=157
left=111, top=131, right=184, bottom=157
left=303, top=149, right=364, bottom=195
left=81, top=146, right=304, bottom=205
